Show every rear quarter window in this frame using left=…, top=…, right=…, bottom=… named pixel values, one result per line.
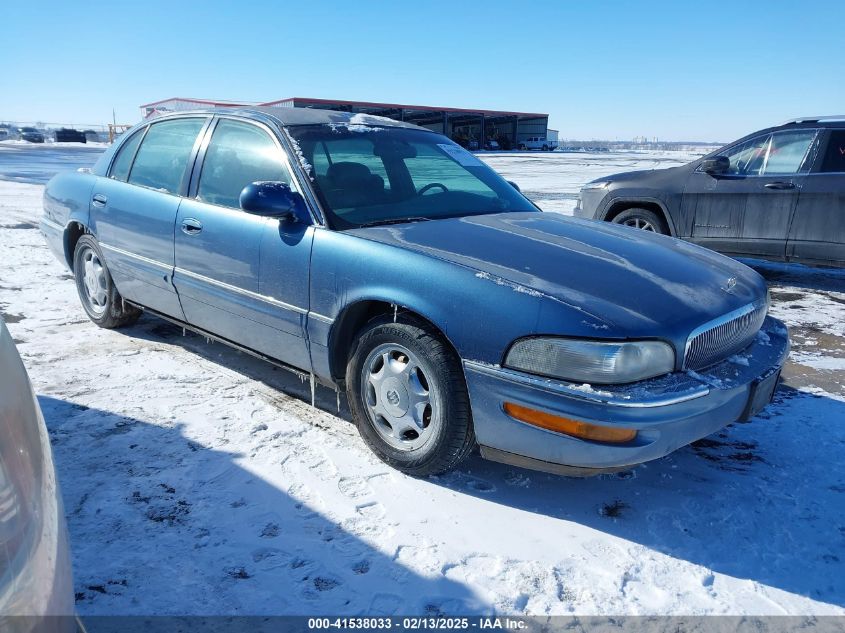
left=109, top=128, right=144, bottom=182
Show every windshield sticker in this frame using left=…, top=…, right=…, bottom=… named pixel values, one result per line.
left=437, top=144, right=483, bottom=167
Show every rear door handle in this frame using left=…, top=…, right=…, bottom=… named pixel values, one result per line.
left=92, top=193, right=108, bottom=207
left=764, top=181, right=796, bottom=190
left=181, top=218, right=203, bottom=235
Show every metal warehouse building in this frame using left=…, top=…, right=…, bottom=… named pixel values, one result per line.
left=140, top=96, right=550, bottom=150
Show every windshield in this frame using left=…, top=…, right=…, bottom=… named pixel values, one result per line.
left=286, top=124, right=537, bottom=229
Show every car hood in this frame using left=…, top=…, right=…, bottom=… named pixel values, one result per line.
left=349, top=212, right=766, bottom=337
left=589, top=164, right=689, bottom=187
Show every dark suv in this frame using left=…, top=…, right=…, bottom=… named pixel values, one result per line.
left=19, top=127, right=46, bottom=143
left=575, top=116, right=845, bottom=267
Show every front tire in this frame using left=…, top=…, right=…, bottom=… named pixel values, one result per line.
left=73, top=235, right=141, bottom=328
left=346, top=317, right=475, bottom=476
left=611, top=207, right=669, bottom=234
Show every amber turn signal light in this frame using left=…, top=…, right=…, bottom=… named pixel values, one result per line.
left=503, top=402, right=637, bottom=444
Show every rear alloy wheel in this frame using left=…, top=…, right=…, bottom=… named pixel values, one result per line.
left=612, top=208, right=669, bottom=235
left=73, top=235, right=140, bottom=328
left=346, top=318, right=475, bottom=476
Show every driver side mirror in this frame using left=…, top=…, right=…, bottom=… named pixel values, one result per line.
left=507, top=180, right=521, bottom=192
left=701, top=156, right=730, bottom=175
left=239, top=181, right=310, bottom=223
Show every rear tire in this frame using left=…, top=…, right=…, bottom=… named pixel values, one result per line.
left=73, top=235, right=141, bottom=329
left=611, top=208, right=669, bottom=235
left=346, top=317, right=475, bottom=476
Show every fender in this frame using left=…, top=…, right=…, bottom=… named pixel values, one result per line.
left=41, top=171, right=98, bottom=269
left=305, top=227, right=624, bottom=385
left=599, top=195, right=678, bottom=236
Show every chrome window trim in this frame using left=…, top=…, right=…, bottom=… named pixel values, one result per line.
left=463, top=360, right=709, bottom=409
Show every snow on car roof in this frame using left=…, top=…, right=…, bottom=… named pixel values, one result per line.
left=160, top=106, right=426, bottom=130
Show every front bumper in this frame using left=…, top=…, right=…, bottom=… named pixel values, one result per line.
left=464, top=316, right=789, bottom=474
left=572, top=187, right=606, bottom=219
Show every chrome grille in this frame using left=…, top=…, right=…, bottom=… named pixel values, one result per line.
left=684, top=300, right=768, bottom=370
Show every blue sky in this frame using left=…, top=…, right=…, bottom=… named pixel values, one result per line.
left=2, top=0, right=842, bottom=141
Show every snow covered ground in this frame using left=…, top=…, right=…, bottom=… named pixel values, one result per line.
left=1, top=148, right=844, bottom=616
left=0, top=141, right=107, bottom=184
left=479, top=150, right=704, bottom=214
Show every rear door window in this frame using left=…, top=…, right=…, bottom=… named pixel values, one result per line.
left=197, top=119, right=293, bottom=209
left=128, top=118, right=206, bottom=195
left=819, top=130, right=845, bottom=173
left=109, top=128, right=144, bottom=182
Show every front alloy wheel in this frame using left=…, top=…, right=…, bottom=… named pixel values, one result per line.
left=361, top=343, right=440, bottom=451
left=346, top=317, right=475, bottom=476
left=611, top=208, right=669, bottom=235
left=622, top=217, right=657, bottom=231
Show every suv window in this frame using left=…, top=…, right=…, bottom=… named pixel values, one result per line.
left=820, top=130, right=845, bottom=173
left=198, top=119, right=293, bottom=209
left=720, top=130, right=817, bottom=176
left=128, top=118, right=205, bottom=195
left=723, top=134, right=771, bottom=175
left=109, top=128, right=144, bottom=182
left=761, top=130, right=817, bottom=175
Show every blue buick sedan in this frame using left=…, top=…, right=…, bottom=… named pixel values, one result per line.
left=40, top=107, right=789, bottom=476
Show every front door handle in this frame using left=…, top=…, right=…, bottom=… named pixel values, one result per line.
left=181, top=218, right=203, bottom=235
left=764, top=181, right=796, bottom=190
left=92, top=193, right=108, bottom=207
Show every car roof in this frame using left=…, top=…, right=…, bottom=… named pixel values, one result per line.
left=150, top=105, right=427, bottom=131
left=780, top=115, right=845, bottom=127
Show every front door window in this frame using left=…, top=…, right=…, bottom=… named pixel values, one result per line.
left=761, top=130, right=817, bottom=175
left=719, top=130, right=817, bottom=177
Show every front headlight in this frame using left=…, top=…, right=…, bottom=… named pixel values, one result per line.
left=580, top=180, right=611, bottom=191
left=504, top=338, right=675, bottom=384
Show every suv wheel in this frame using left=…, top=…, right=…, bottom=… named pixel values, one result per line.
left=73, top=235, right=141, bottom=328
left=612, top=208, right=669, bottom=235
left=346, top=317, right=475, bottom=476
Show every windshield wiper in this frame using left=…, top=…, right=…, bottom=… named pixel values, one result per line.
left=356, top=216, right=433, bottom=228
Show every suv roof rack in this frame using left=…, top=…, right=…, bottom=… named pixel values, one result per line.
left=781, top=115, right=845, bottom=124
